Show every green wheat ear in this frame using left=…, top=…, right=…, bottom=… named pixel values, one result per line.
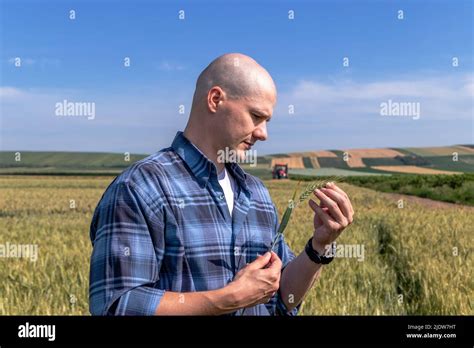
left=296, top=176, right=341, bottom=206
left=269, top=176, right=342, bottom=251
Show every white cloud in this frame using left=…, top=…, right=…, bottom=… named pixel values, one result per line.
left=1, top=72, right=472, bottom=153
left=276, top=73, right=474, bottom=121
left=157, top=61, right=185, bottom=71
left=0, top=87, right=27, bottom=100
left=0, top=85, right=191, bottom=152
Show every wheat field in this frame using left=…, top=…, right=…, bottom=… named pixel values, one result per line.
left=372, top=165, right=459, bottom=175
left=0, top=176, right=472, bottom=315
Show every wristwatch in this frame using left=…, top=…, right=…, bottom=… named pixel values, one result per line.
left=305, top=237, right=334, bottom=265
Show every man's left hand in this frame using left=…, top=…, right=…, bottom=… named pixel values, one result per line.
left=308, top=182, right=354, bottom=254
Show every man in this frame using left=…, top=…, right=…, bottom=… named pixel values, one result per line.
left=89, top=53, right=354, bottom=315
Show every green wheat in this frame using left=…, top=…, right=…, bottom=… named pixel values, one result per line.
left=269, top=176, right=340, bottom=251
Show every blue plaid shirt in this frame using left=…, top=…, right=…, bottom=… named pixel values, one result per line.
left=89, top=131, right=299, bottom=316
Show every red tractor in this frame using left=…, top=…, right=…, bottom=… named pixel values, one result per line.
left=272, top=164, right=288, bottom=179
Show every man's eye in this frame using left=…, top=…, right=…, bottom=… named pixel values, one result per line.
left=252, top=113, right=270, bottom=123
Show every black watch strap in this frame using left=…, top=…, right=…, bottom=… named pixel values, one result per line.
left=305, top=238, right=334, bottom=265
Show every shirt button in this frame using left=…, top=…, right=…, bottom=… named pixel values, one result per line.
left=219, top=194, right=225, bottom=200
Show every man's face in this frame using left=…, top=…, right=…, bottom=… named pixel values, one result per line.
left=215, top=85, right=276, bottom=161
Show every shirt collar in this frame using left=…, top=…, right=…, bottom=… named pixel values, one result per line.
left=171, top=131, right=249, bottom=191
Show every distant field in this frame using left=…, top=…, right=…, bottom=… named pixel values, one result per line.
left=289, top=151, right=338, bottom=158
left=422, top=155, right=474, bottom=173
left=0, top=168, right=123, bottom=175
left=1, top=145, right=473, bottom=176
left=0, top=151, right=149, bottom=167
left=0, top=151, right=160, bottom=175
left=403, top=146, right=474, bottom=157
left=344, top=149, right=406, bottom=158
left=241, top=167, right=273, bottom=180
left=343, top=148, right=405, bottom=168
left=0, top=176, right=472, bottom=315
left=316, top=157, right=351, bottom=170
left=289, top=168, right=389, bottom=176
left=371, top=165, right=459, bottom=175
left=270, top=157, right=305, bottom=169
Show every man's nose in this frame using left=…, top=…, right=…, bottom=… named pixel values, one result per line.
left=253, top=121, right=268, bottom=141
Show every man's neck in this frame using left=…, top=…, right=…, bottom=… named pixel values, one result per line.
left=183, top=128, right=225, bottom=173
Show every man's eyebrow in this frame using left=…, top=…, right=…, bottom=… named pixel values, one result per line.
left=251, top=109, right=272, bottom=119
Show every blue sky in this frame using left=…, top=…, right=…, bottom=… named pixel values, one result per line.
left=1, top=0, right=473, bottom=154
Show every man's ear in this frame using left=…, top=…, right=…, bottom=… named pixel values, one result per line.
left=208, top=87, right=224, bottom=113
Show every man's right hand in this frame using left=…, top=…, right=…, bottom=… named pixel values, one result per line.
left=155, top=251, right=283, bottom=315
left=226, top=251, right=282, bottom=309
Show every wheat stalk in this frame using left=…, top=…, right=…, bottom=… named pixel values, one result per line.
left=269, top=176, right=341, bottom=251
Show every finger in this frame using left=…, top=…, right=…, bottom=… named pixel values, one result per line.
left=267, top=251, right=283, bottom=271
left=327, top=183, right=354, bottom=214
left=321, top=187, right=352, bottom=224
left=318, top=201, right=331, bottom=214
left=326, top=182, right=348, bottom=199
left=263, top=251, right=279, bottom=269
left=309, top=199, right=323, bottom=225
left=309, top=199, right=340, bottom=231
left=246, top=251, right=272, bottom=270
left=314, top=189, right=347, bottom=225
left=269, top=251, right=280, bottom=263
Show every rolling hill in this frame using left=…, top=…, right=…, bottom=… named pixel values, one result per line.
left=1, top=144, right=473, bottom=176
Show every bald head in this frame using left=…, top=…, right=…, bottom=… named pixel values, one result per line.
left=192, top=53, right=276, bottom=105
left=184, top=54, right=276, bottom=171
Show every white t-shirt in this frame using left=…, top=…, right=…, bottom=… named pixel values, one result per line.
left=188, top=142, right=237, bottom=216
left=217, top=167, right=236, bottom=215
